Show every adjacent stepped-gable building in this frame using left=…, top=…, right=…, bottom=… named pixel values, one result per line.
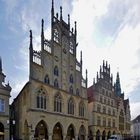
left=88, top=61, right=117, bottom=140
left=0, top=57, right=11, bottom=140
left=88, top=61, right=131, bottom=140
left=11, top=0, right=88, bottom=140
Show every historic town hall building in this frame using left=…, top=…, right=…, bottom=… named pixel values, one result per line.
left=11, top=0, right=88, bottom=140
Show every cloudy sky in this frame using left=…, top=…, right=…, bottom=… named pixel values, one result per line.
left=0, top=0, right=140, bottom=120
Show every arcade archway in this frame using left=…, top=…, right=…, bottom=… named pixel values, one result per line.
left=34, top=120, right=48, bottom=140
left=52, top=122, right=63, bottom=140
left=102, top=130, right=106, bottom=140
left=78, top=125, right=86, bottom=140
left=66, top=124, right=75, bottom=140
left=96, top=130, right=100, bottom=140
left=0, top=122, right=4, bottom=140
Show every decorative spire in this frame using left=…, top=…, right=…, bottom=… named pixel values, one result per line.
left=41, top=19, right=44, bottom=35
left=97, top=72, right=99, bottom=81
left=29, top=30, right=33, bottom=62
left=41, top=19, right=44, bottom=50
left=100, top=65, right=102, bottom=78
left=115, top=72, right=122, bottom=96
left=51, top=0, right=54, bottom=17
left=80, top=51, right=83, bottom=65
left=74, top=21, right=77, bottom=35
left=86, top=69, right=88, bottom=88
left=60, top=6, right=63, bottom=20
left=68, top=14, right=70, bottom=27
left=29, top=30, right=33, bottom=49
left=106, top=61, right=108, bottom=67
left=0, top=56, right=2, bottom=72
left=93, top=78, right=95, bottom=85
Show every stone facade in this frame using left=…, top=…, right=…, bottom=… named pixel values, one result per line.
left=0, top=57, right=11, bottom=140
left=88, top=61, right=131, bottom=140
left=131, top=115, right=140, bottom=140
left=11, top=1, right=88, bottom=140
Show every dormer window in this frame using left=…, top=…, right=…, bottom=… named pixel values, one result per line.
left=69, top=41, right=74, bottom=54
left=54, top=28, right=59, bottom=43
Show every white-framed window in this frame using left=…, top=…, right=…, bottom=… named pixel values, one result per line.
left=0, top=98, right=5, bottom=112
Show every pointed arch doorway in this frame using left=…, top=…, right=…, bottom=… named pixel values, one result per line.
left=34, top=120, right=48, bottom=140
left=66, top=124, right=75, bottom=140
left=78, top=125, right=86, bottom=140
left=0, top=122, right=4, bottom=140
left=52, top=122, right=63, bottom=140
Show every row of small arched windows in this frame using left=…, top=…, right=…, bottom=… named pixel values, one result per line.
left=36, top=93, right=85, bottom=117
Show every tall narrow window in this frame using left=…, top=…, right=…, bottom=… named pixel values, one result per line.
left=79, top=102, right=85, bottom=117
left=69, top=86, right=73, bottom=94
left=54, top=94, right=62, bottom=112
left=0, top=99, right=5, bottom=112
left=68, top=98, right=74, bottom=115
left=44, top=74, right=50, bottom=84
left=54, top=28, right=59, bottom=43
left=54, top=79, right=59, bottom=88
left=36, top=89, right=47, bottom=110
left=54, top=66, right=59, bottom=76
left=76, top=88, right=79, bottom=96
left=69, top=74, right=74, bottom=83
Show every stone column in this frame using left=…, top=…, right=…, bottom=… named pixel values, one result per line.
left=75, top=135, right=78, bottom=140
left=49, top=133, right=52, bottom=140
left=63, top=134, right=67, bottom=140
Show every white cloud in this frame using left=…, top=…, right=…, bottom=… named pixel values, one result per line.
left=70, top=0, right=140, bottom=119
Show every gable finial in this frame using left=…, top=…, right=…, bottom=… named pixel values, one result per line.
left=60, top=6, right=63, bottom=20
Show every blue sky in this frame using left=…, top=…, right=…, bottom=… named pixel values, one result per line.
left=0, top=0, right=140, bottom=120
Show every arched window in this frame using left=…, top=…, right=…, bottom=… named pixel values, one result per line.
left=69, top=86, right=73, bottom=94
left=54, top=28, right=59, bottom=43
left=76, top=88, right=79, bottom=96
left=44, top=74, right=50, bottom=84
left=54, top=94, right=62, bottom=112
left=54, top=66, right=59, bottom=76
left=79, top=102, right=85, bottom=117
left=68, top=98, right=74, bottom=115
left=54, top=79, right=59, bottom=88
left=69, top=74, right=73, bottom=83
left=36, top=88, right=47, bottom=110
